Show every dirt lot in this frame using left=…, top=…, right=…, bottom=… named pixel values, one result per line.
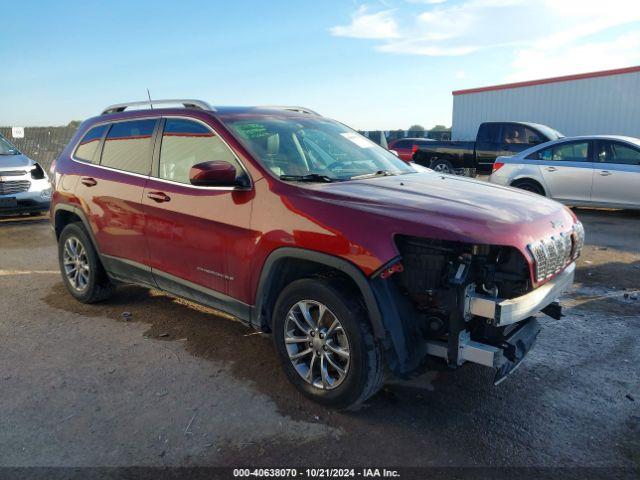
left=0, top=209, right=638, bottom=469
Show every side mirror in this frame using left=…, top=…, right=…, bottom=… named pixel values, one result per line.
left=189, top=161, right=239, bottom=187
left=389, top=149, right=399, bottom=156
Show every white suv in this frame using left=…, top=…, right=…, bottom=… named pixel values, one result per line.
left=0, top=134, right=51, bottom=215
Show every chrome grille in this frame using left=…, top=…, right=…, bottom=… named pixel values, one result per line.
left=0, top=170, right=27, bottom=176
left=528, top=222, right=584, bottom=282
left=0, top=180, right=31, bottom=195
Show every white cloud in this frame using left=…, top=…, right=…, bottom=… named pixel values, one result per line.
left=508, top=32, right=640, bottom=81
left=330, top=6, right=399, bottom=39
left=331, top=0, right=640, bottom=80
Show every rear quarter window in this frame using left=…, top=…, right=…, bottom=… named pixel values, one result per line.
left=74, top=125, right=108, bottom=163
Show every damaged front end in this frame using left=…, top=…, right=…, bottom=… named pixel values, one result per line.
left=373, top=230, right=582, bottom=384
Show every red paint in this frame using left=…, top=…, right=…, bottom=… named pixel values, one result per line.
left=52, top=107, right=578, bottom=308
left=453, top=65, right=640, bottom=96
left=492, top=162, right=505, bottom=173
left=189, top=161, right=237, bottom=186
left=388, top=139, right=432, bottom=162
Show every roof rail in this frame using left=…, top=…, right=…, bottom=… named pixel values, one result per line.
left=101, top=99, right=215, bottom=115
left=266, top=106, right=321, bottom=116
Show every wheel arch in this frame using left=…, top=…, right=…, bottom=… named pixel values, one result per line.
left=252, top=248, right=385, bottom=339
left=510, top=177, right=547, bottom=196
left=53, top=204, right=101, bottom=254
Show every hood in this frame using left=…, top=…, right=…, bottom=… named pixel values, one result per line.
left=300, top=172, right=577, bottom=249
left=0, top=154, right=36, bottom=170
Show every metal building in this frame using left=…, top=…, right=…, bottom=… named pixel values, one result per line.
left=451, top=66, right=640, bottom=141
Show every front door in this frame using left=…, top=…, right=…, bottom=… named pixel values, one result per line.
left=591, top=140, right=640, bottom=207
left=141, top=117, right=253, bottom=315
left=535, top=140, right=594, bottom=203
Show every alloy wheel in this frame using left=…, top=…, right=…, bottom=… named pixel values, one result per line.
left=284, top=300, right=350, bottom=390
left=62, top=236, right=90, bottom=292
left=433, top=163, right=451, bottom=173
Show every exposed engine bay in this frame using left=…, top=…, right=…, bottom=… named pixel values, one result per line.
left=387, top=235, right=572, bottom=383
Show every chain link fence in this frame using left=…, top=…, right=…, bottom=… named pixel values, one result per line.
left=0, top=126, right=78, bottom=171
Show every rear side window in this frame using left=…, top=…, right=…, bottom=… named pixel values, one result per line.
left=74, top=125, right=108, bottom=163
left=100, top=120, right=157, bottom=175
left=532, top=142, right=589, bottom=162
left=477, top=123, right=500, bottom=143
left=158, top=119, right=241, bottom=184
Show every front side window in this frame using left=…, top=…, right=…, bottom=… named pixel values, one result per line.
left=158, top=119, right=241, bottom=184
left=74, top=125, right=108, bottom=163
left=100, top=120, right=156, bottom=175
left=224, top=116, right=414, bottom=181
left=597, top=141, right=640, bottom=165
left=503, top=125, right=541, bottom=145
left=521, top=127, right=542, bottom=145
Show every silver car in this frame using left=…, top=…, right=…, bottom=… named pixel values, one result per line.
left=489, top=135, right=640, bottom=209
left=0, top=134, right=51, bottom=215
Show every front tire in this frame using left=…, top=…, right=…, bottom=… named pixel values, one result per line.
left=272, top=279, right=384, bottom=409
left=58, top=222, right=114, bottom=303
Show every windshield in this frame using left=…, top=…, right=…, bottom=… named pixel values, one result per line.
left=531, top=124, right=564, bottom=140
left=0, top=135, right=20, bottom=155
left=225, top=116, right=415, bottom=181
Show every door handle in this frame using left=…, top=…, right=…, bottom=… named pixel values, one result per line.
left=147, top=191, right=171, bottom=203
left=545, top=166, right=558, bottom=172
left=599, top=170, right=612, bottom=176
left=80, top=177, right=97, bottom=187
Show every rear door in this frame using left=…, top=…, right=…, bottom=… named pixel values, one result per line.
left=591, top=140, right=640, bottom=207
left=142, top=117, right=253, bottom=313
left=531, top=140, right=594, bottom=203
left=475, top=123, right=501, bottom=169
left=72, top=118, right=158, bottom=284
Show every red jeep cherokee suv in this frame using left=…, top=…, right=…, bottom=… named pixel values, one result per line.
left=51, top=100, right=583, bottom=408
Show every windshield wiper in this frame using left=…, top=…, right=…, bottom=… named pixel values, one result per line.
left=350, top=170, right=396, bottom=180
left=280, top=173, right=336, bottom=183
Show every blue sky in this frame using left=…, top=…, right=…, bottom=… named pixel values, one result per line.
left=2, top=0, right=639, bottom=129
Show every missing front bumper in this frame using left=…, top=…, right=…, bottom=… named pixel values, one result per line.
left=465, top=262, right=575, bottom=326
left=425, top=316, right=541, bottom=384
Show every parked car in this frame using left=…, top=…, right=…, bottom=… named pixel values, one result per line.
left=51, top=99, right=583, bottom=409
left=387, top=138, right=434, bottom=162
left=413, top=121, right=564, bottom=174
left=0, top=133, right=51, bottom=215
left=490, top=135, right=640, bottom=209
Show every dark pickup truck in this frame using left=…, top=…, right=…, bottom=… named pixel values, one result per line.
left=413, top=121, right=564, bottom=174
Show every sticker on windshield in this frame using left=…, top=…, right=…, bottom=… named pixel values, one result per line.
left=233, top=123, right=270, bottom=139
left=340, top=132, right=375, bottom=148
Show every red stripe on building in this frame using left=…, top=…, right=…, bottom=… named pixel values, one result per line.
left=452, top=65, right=640, bottom=96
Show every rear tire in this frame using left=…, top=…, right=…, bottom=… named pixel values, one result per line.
left=272, top=278, right=384, bottom=410
left=430, top=158, right=455, bottom=174
left=58, top=222, right=114, bottom=303
left=512, top=179, right=545, bottom=196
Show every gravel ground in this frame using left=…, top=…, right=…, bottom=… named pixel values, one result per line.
left=0, top=208, right=638, bottom=470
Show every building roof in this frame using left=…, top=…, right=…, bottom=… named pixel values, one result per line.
left=452, top=65, right=640, bottom=96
